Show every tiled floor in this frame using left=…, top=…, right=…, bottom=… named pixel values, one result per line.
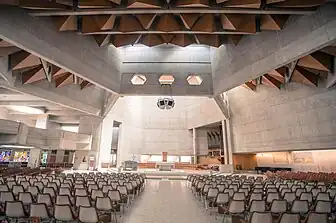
left=121, top=179, right=220, bottom=223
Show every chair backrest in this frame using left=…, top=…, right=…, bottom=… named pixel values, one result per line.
left=316, top=192, right=330, bottom=201
left=249, top=200, right=266, bottom=212
left=33, top=181, right=44, bottom=191
left=78, top=206, right=99, bottom=223
left=291, top=200, right=309, bottom=214
left=278, top=213, right=300, bottom=223
left=266, top=192, right=279, bottom=203
left=91, top=189, right=104, bottom=200
left=284, top=192, right=296, bottom=203
left=311, top=188, right=322, bottom=197
left=20, top=181, right=30, bottom=190
left=88, top=184, right=98, bottom=193
left=224, top=188, right=234, bottom=197
left=207, top=188, right=219, bottom=198
left=0, top=184, right=9, bottom=192
left=326, top=189, right=336, bottom=198
left=27, top=186, right=39, bottom=196
left=12, top=185, right=24, bottom=196
left=7, top=180, right=16, bottom=190
left=216, top=184, right=226, bottom=193
left=239, top=188, right=249, bottom=196
left=281, top=188, right=292, bottom=197
left=305, top=212, right=328, bottom=223
left=5, top=201, right=26, bottom=217
left=249, top=212, right=272, bottom=223
left=56, top=195, right=72, bottom=205
left=74, top=184, right=85, bottom=189
left=108, top=190, right=121, bottom=202
left=96, top=197, right=112, bottom=211
left=43, top=187, right=56, bottom=198
left=215, top=192, right=229, bottom=205
left=0, top=191, right=14, bottom=203
left=41, top=178, right=50, bottom=186
left=102, top=185, right=113, bottom=194
left=18, top=192, right=33, bottom=205
left=37, top=193, right=53, bottom=206
left=75, top=188, right=88, bottom=197
left=75, top=195, right=91, bottom=207
left=47, top=182, right=58, bottom=192
left=30, top=203, right=50, bottom=218
left=54, top=204, right=75, bottom=221
left=295, top=188, right=306, bottom=198
left=233, top=192, right=245, bottom=201
left=228, top=200, right=245, bottom=214
left=249, top=192, right=262, bottom=204
left=59, top=187, right=72, bottom=196
left=314, top=201, right=331, bottom=213
left=267, top=188, right=278, bottom=194
left=299, top=192, right=313, bottom=203
left=117, top=185, right=127, bottom=195
left=270, top=199, right=287, bottom=213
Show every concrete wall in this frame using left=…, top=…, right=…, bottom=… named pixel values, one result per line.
left=100, top=96, right=225, bottom=165
left=227, top=83, right=336, bottom=153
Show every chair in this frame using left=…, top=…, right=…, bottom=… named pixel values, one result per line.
left=20, top=181, right=30, bottom=190
left=37, top=194, right=53, bottom=206
left=74, top=184, right=85, bottom=189
left=316, top=192, right=330, bottom=201
left=5, top=201, right=27, bottom=219
left=12, top=185, right=24, bottom=197
left=266, top=192, right=279, bottom=204
left=56, top=195, right=72, bottom=205
left=267, top=188, right=278, bottom=194
left=249, top=200, right=266, bottom=213
left=27, top=186, right=39, bottom=197
left=41, top=178, right=50, bottom=186
left=30, top=203, right=50, bottom=219
left=270, top=200, right=287, bottom=215
left=91, top=189, right=104, bottom=201
left=47, top=182, right=58, bottom=192
left=314, top=200, right=331, bottom=213
left=233, top=192, right=245, bottom=201
left=238, top=188, right=249, bottom=196
left=300, top=192, right=313, bottom=204
left=304, top=212, right=328, bottom=223
left=0, top=184, right=9, bottom=192
left=18, top=192, right=33, bottom=206
left=284, top=192, right=296, bottom=204
left=102, top=185, right=113, bottom=194
left=295, top=188, right=306, bottom=198
left=75, top=195, right=91, bottom=207
left=0, top=191, right=14, bottom=203
left=249, top=192, right=263, bottom=204
left=216, top=184, right=226, bottom=193
left=54, top=204, right=75, bottom=221
left=75, top=188, right=88, bottom=196
left=291, top=200, right=309, bottom=216
left=78, top=206, right=99, bottom=223
left=43, top=187, right=56, bottom=198
left=7, top=181, right=16, bottom=190
left=249, top=212, right=272, bottom=223
left=311, top=188, right=322, bottom=198
left=278, top=213, right=300, bottom=223
left=227, top=200, right=245, bottom=219
left=88, top=184, right=98, bottom=194
left=224, top=188, right=234, bottom=197
left=34, top=181, right=44, bottom=192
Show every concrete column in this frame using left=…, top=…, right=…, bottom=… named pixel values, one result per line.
left=35, top=114, right=49, bottom=129
left=225, top=120, right=233, bottom=165
left=98, top=115, right=114, bottom=168
left=221, top=120, right=228, bottom=165
left=192, top=128, right=197, bottom=164
left=56, top=150, right=65, bottom=163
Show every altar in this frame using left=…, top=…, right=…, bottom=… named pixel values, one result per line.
left=155, top=162, right=175, bottom=171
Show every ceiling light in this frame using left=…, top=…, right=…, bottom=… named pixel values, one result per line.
left=7, top=106, right=45, bottom=115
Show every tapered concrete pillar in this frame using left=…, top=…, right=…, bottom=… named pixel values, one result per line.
left=192, top=128, right=197, bottom=164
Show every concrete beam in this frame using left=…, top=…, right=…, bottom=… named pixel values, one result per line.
left=120, top=73, right=213, bottom=96
left=0, top=79, right=101, bottom=116
left=325, top=56, right=336, bottom=88
left=101, top=93, right=119, bottom=117
left=213, top=93, right=230, bottom=119
left=0, top=57, right=14, bottom=85
left=0, top=6, right=121, bottom=94
left=212, top=4, right=336, bottom=95
left=0, top=100, right=51, bottom=106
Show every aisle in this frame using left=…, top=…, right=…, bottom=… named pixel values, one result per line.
left=122, top=180, right=218, bottom=223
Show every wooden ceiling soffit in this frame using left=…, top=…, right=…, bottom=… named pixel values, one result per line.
left=127, top=0, right=161, bottom=8
left=265, top=0, right=285, bottom=3
left=195, top=35, right=222, bottom=47
left=78, top=0, right=114, bottom=8
left=22, top=65, right=46, bottom=84
left=53, top=16, right=77, bottom=31
left=55, top=0, right=75, bottom=6
left=221, top=14, right=256, bottom=33
left=0, top=47, right=21, bottom=57
left=222, top=0, right=261, bottom=8
left=119, top=15, right=144, bottom=32
left=17, top=0, right=68, bottom=9
left=140, top=34, right=164, bottom=47
left=263, top=74, right=282, bottom=89
left=243, top=81, right=256, bottom=91
left=82, top=15, right=116, bottom=33
left=260, top=14, right=289, bottom=31
left=192, top=14, right=216, bottom=32
left=170, top=34, right=195, bottom=47
left=175, top=0, right=210, bottom=7
left=55, top=72, right=74, bottom=88
left=319, top=46, right=336, bottom=57
left=156, top=14, right=181, bottom=32
left=297, top=51, right=332, bottom=72
left=227, top=35, right=242, bottom=45
left=291, top=66, right=319, bottom=87
left=111, top=34, right=140, bottom=47
left=216, top=0, right=230, bottom=3
left=267, top=67, right=286, bottom=83
left=94, top=35, right=111, bottom=47
left=9, top=51, right=41, bottom=71
left=108, top=0, right=122, bottom=4
left=161, top=34, right=175, bottom=43
left=270, top=0, right=326, bottom=7
left=179, top=14, right=201, bottom=30
left=0, top=39, right=12, bottom=48
left=53, top=66, right=68, bottom=77
left=136, top=14, right=157, bottom=30
left=80, top=80, right=93, bottom=89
